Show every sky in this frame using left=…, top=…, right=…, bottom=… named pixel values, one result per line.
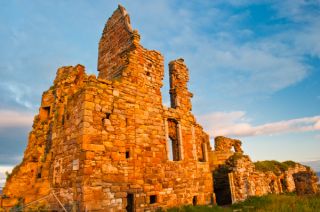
left=0, top=0, right=320, bottom=186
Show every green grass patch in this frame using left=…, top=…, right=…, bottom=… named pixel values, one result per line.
left=166, top=193, right=320, bottom=212
left=254, top=160, right=300, bottom=175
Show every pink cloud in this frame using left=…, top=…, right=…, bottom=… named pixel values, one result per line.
left=197, top=111, right=320, bottom=138
left=0, top=110, right=34, bottom=128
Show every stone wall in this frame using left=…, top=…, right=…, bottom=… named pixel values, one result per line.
left=2, top=5, right=318, bottom=211
left=209, top=137, right=318, bottom=205
left=2, top=5, right=213, bottom=211
left=293, top=171, right=319, bottom=195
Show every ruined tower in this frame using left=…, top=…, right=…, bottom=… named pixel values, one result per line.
left=2, top=5, right=317, bottom=212
left=169, top=59, right=193, bottom=111
left=2, top=5, right=213, bottom=211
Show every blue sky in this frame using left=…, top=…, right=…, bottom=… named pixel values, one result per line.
left=0, top=0, right=320, bottom=184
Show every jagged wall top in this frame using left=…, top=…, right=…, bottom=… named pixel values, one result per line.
left=98, top=5, right=140, bottom=80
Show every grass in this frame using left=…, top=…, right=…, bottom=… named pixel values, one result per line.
left=253, top=160, right=300, bottom=175
left=167, top=193, right=320, bottom=212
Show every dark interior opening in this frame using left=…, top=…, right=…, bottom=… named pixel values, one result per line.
left=192, top=196, right=197, bottom=206
left=37, top=166, right=43, bottom=179
left=126, top=193, right=134, bottom=212
left=269, top=180, right=276, bottom=193
left=213, top=166, right=232, bottom=205
left=31, top=156, right=38, bottom=162
left=125, top=150, right=130, bottom=159
left=150, top=195, right=157, bottom=204
left=280, top=178, right=287, bottom=192
left=106, top=112, right=111, bottom=119
left=41, top=106, right=51, bottom=120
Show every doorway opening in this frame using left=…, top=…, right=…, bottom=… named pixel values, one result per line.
left=192, top=196, right=197, bottom=206
left=126, top=193, right=134, bottom=212
left=213, top=166, right=232, bottom=205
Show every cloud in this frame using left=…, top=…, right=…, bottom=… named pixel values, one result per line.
left=0, top=165, right=13, bottom=188
left=0, top=82, right=35, bottom=109
left=197, top=111, right=320, bottom=138
left=128, top=1, right=314, bottom=98
left=0, top=110, right=34, bottom=128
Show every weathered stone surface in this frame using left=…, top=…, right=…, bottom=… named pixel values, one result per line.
left=293, top=171, right=319, bottom=195
left=2, top=5, right=212, bottom=212
left=1, top=5, right=318, bottom=212
left=214, top=136, right=243, bottom=153
left=210, top=137, right=318, bottom=205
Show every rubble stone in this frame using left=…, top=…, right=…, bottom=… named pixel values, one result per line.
left=1, top=5, right=318, bottom=211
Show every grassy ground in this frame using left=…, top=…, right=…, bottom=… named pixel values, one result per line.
left=167, top=193, right=320, bottom=212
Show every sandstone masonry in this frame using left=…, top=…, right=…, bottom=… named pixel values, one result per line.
left=1, top=5, right=318, bottom=211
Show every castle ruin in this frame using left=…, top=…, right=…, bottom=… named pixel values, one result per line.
left=1, top=5, right=318, bottom=211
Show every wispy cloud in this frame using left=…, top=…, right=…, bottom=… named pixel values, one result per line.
left=0, top=82, right=35, bottom=109
left=129, top=0, right=317, bottom=98
left=0, top=110, right=34, bottom=128
left=198, top=111, right=320, bottom=138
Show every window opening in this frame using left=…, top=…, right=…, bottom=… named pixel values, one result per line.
left=167, top=119, right=180, bottom=161
left=126, top=150, right=130, bottom=159
left=40, top=106, right=51, bottom=120
left=199, top=143, right=207, bottom=162
left=37, top=167, right=42, bottom=179
left=150, top=195, right=157, bottom=204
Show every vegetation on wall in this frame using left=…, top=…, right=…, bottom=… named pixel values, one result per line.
left=254, top=160, right=302, bottom=175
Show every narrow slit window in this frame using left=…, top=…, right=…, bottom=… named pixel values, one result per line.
left=167, top=119, right=180, bottom=161
left=37, top=167, right=42, bottom=179
left=199, top=143, right=207, bottom=162
left=168, top=137, right=174, bottom=161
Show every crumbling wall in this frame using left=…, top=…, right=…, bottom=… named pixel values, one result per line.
left=3, top=4, right=318, bottom=211
left=98, top=5, right=135, bottom=80
left=2, top=65, right=87, bottom=209
left=80, top=6, right=213, bottom=208
left=209, top=136, right=242, bottom=170
left=210, top=137, right=319, bottom=204
left=3, top=5, right=214, bottom=212
left=169, top=59, right=193, bottom=111
left=214, top=136, right=243, bottom=153
left=293, top=171, right=319, bottom=195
